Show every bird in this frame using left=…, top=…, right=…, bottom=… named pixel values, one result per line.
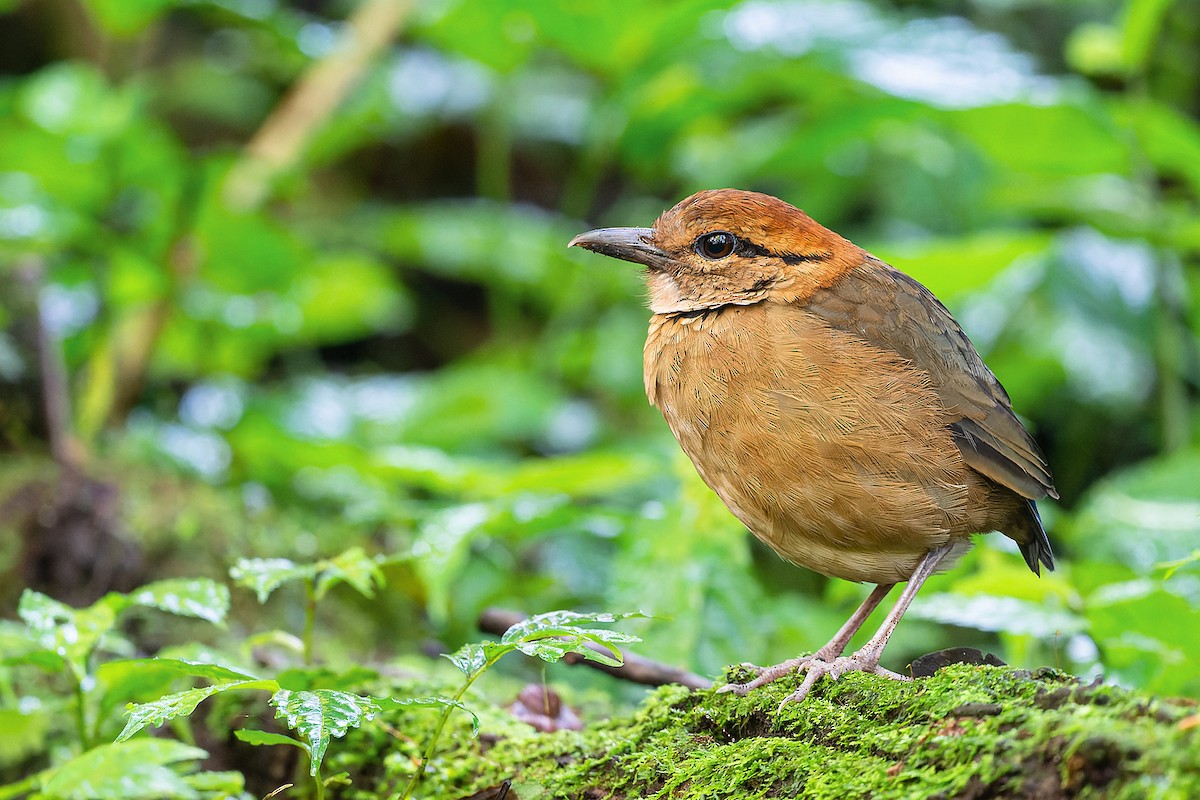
left=568, top=189, right=1058, bottom=707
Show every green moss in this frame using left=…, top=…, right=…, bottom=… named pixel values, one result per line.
left=344, top=666, right=1200, bottom=799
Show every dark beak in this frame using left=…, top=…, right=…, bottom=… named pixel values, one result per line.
left=568, top=227, right=673, bottom=271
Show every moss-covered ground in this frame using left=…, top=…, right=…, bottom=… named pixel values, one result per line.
left=341, top=664, right=1200, bottom=800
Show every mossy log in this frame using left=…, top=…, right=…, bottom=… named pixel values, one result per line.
left=347, top=665, right=1199, bottom=800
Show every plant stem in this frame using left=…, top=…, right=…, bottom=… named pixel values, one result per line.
left=314, top=766, right=325, bottom=800
left=399, top=659, right=498, bottom=800
left=304, top=576, right=317, bottom=666
left=74, top=677, right=89, bottom=750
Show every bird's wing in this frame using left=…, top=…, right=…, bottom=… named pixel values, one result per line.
left=805, top=259, right=1057, bottom=501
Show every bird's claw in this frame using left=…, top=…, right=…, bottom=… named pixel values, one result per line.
left=776, top=654, right=910, bottom=709
left=719, top=650, right=910, bottom=706
left=718, top=655, right=820, bottom=695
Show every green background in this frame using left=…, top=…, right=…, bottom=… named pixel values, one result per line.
left=1, top=0, right=1199, bottom=785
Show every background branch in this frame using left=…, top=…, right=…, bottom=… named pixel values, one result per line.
left=224, top=0, right=416, bottom=210
left=478, top=608, right=713, bottom=691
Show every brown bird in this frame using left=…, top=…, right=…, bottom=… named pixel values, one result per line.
left=569, top=189, right=1057, bottom=706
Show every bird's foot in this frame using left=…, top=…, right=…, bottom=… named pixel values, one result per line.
left=775, top=652, right=909, bottom=710
left=718, top=648, right=909, bottom=709
left=718, top=656, right=817, bottom=695
left=717, top=642, right=845, bottom=696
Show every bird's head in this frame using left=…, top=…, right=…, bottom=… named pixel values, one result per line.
left=569, top=189, right=865, bottom=314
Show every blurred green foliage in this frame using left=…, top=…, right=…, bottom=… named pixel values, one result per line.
left=2, top=0, right=1200, bottom=789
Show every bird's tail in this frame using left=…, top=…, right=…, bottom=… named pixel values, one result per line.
left=1006, top=499, right=1055, bottom=576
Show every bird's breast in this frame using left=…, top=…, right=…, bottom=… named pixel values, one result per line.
left=644, top=301, right=976, bottom=583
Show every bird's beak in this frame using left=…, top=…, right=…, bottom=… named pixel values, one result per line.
left=568, top=227, right=674, bottom=271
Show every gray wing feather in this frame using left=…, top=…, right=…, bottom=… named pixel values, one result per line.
left=807, top=260, right=1058, bottom=501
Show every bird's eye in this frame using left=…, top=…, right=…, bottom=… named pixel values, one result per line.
left=695, top=232, right=736, bottom=260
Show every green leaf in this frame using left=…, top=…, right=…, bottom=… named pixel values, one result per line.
left=1120, top=0, right=1174, bottom=72
left=275, top=664, right=380, bottom=692
left=443, top=641, right=509, bottom=678
left=1085, top=580, right=1200, bottom=696
left=18, top=589, right=117, bottom=681
left=1064, top=448, right=1200, bottom=574
left=241, top=629, right=306, bottom=659
left=233, top=549, right=386, bottom=605
left=1116, top=100, right=1200, bottom=197
left=314, top=547, right=385, bottom=601
left=16, top=62, right=135, bottom=139
left=949, top=103, right=1127, bottom=177
left=42, top=739, right=207, bottom=799
left=444, top=642, right=486, bottom=676
left=486, top=451, right=662, bottom=498
left=1065, top=23, right=1125, bottom=77
left=324, top=771, right=352, bottom=788
left=233, top=729, right=309, bottom=752
left=98, top=658, right=260, bottom=723
left=270, top=690, right=380, bottom=776
left=501, top=611, right=644, bottom=667
left=230, top=558, right=317, bottom=603
left=294, top=251, right=413, bottom=344
left=1159, top=550, right=1200, bottom=578
left=117, top=678, right=279, bottom=742
left=181, top=771, right=245, bottom=793
left=515, top=631, right=625, bottom=667
left=100, top=657, right=260, bottom=687
left=0, top=619, right=66, bottom=671
left=871, top=230, right=1054, bottom=303
left=126, top=579, right=230, bottom=625
left=0, top=706, right=51, bottom=765
left=378, top=696, right=480, bottom=737
left=907, top=593, right=1087, bottom=638
left=413, top=503, right=495, bottom=626
left=83, top=0, right=177, bottom=37
left=446, top=611, right=645, bottom=684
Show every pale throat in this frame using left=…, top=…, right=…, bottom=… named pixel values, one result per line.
left=645, top=271, right=692, bottom=314
left=644, top=270, right=773, bottom=315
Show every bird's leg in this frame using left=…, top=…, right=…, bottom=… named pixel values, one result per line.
left=775, top=542, right=956, bottom=708
left=810, top=582, right=896, bottom=661
left=719, top=582, right=894, bottom=695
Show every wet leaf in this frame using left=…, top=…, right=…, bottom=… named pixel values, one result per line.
left=126, top=579, right=230, bottom=625
left=502, top=610, right=644, bottom=666
left=0, top=618, right=66, bottom=671
left=17, top=589, right=117, bottom=681
left=230, top=558, right=316, bottom=604
left=234, top=729, right=309, bottom=751
left=117, top=678, right=279, bottom=742
left=444, top=642, right=493, bottom=677
left=378, top=696, right=481, bottom=737
left=270, top=690, right=380, bottom=776
left=100, top=657, right=259, bottom=687
left=314, top=547, right=385, bottom=601
left=42, top=739, right=208, bottom=799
